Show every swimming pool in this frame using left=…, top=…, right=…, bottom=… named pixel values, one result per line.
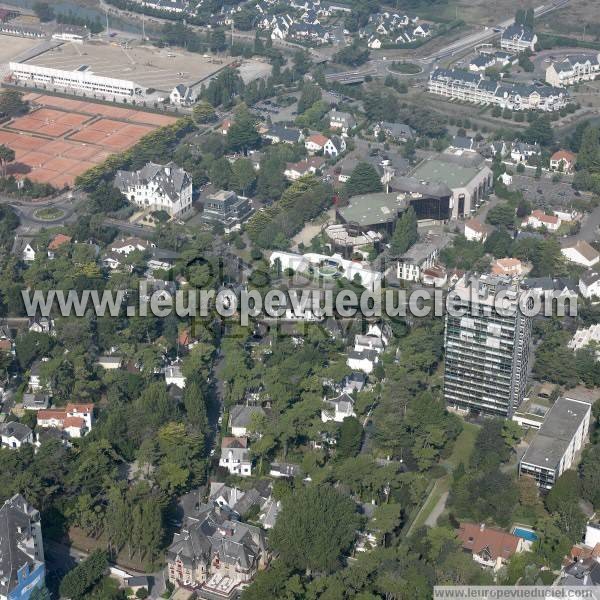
left=513, top=527, right=538, bottom=542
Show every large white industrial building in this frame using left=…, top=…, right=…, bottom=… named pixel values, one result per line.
left=8, top=62, right=144, bottom=98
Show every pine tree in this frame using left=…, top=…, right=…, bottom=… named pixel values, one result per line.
left=390, top=207, right=418, bottom=255
left=345, top=162, right=383, bottom=197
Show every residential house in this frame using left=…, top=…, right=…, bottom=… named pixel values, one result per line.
left=579, top=269, right=600, bottom=299
left=262, top=124, right=303, bottom=145
left=511, top=142, right=540, bottom=163
left=96, top=356, right=123, bottom=370
left=341, top=372, right=366, bottom=394
left=219, top=437, right=252, bottom=476
left=0, top=422, right=34, bottom=449
left=110, top=237, right=154, bottom=255
left=464, top=218, right=492, bottom=243
left=0, top=495, right=45, bottom=600
left=47, top=233, right=72, bottom=258
left=449, top=136, right=476, bottom=154
left=36, top=403, right=94, bottom=438
left=165, top=364, right=186, bottom=389
left=499, top=172, right=513, bottom=185
left=560, top=558, right=600, bottom=587
left=501, top=23, right=537, bottom=53
left=329, top=110, right=356, bottom=136
left=412, top=23, right=431, bottom=37
left=491, top=257, right=523, bottom=277
left=373, top=121, right=414, bottom=142
left=166, top=502, right=268, bottom=594
left=561, top=240, right=600, bottom=267
left=229, top=405, right=265, bottom=437
left=421, top=265, right=448, bottom=287
left=269, top=462, right=303, bottom=478
left=521, top=209, right=561, bottom=232
left=458, top=522, right=523, bottom=571
left=284, top=157, right=325, bottom=180
left=170, top=84, right=196, bottom=106
left=28, top=317, right=53, bottom=335
left=321, top=392, right=356, bottom=423
left=550, top=149, right=576, bottom=172
left=22, top=393, right=50, bottom=411
left=28, top=360, right=44, bottom=393
left=305, top=133, right=345, bottom=157
left=12, top=236, right=38, bottom=262
left=469, top=54, right=496, bottom=72
left=271, top=14, right=293, bottom=39
left=219, top=119, right=233, bottom=135
left=346, top=349, right=379, bottom=374
left=115, top=162, right=193, bottom=218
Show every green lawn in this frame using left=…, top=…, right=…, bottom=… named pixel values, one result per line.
left=445, top=421, right=479, bottom=471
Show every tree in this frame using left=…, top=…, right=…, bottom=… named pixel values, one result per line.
left=33, top=2, right=55, bottom=22
left=483, top=228, right=513, bottom=257
left=59, top=550, right=108, bottom=600
left=523, top=116, right=554, bottom=147
left=297, top=84, right=322, bottom=114
left=209, top=28, right=227, bottom=52
left=344, top=162, right=383, bottom=197
left=333, top=42, right=369, bottom=67
left=270, top=485, right=360, bottom=573
left=192, top=100, right=215, bottom=124
left=0, top=145, right=15, bottom=178
left=390, top=207, right=418, bottom=255
left=0, top=90, right=27, bottom=117
left=337, top=416, right=362, bottom=459
left=486, top=203, right=515, bottom=229
left=231, top=158, right=257, bottom=196
left=227, top=105, right=259, bottom=153
left=580, top=444, right=600, bottom=507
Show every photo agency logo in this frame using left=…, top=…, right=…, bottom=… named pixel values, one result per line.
left=20, top=254, right=578, bottom=325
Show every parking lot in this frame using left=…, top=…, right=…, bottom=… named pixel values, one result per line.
left=510, top=173, right=583, bottom=210
left=22, top=41, right=230, bottom=92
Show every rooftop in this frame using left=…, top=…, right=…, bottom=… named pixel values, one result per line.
left=337, top=192, right=406, bottom=227
left=521, top=397, right=591, bottom=469
left=410, top=155, right=484, bottom=189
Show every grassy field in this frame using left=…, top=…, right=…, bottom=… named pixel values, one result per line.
left=536, top=0, right=600, bottom=40
left=446, top=421, right=479, bottom=471
left=407, top=420, right=480, bottom=533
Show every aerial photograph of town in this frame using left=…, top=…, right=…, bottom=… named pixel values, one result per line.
left=0, top=0, right=600, bottom=598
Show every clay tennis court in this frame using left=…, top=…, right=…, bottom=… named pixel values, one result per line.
left=1, top=94, right=178, bottom=188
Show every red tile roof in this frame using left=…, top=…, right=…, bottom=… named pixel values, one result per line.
left=458, top=522, right=520, bottom=561
left=307, top=133, right=329, bottom=147
left=48, top=234, right=72, bottom=250
left=551, top=150, right=576, bottom=164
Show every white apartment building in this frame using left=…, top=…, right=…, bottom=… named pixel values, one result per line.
left=519, top=396, right=591, bottom=489
left=9, top=62, right=143, bottom=98
left=546, top=53, right=600, bottom=87
left=568, top=324, right=600, bottom=354
left=115, top=162, right=193, bottom=218
left=428, top=68, right=567, bottom=112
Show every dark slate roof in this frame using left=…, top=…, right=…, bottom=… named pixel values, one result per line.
left=115, top=162, right=191, bottom=204
left=0, top=495, right=41, bottom=597
left=502, top=22, right=535, bottom=43
left=0, top=422, right=32, bottom=442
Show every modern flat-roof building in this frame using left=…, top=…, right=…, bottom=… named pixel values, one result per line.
left=396, top=231, right=452, bottom=281
left=9, top=62, right=143, bottom=99
left=200, top=190, right=252, bottom=230
left=443, top=274, right=533, bottom=417
left=519, top=396, right=591, bottom=489
left=409, top=155, right=493, bottom=219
